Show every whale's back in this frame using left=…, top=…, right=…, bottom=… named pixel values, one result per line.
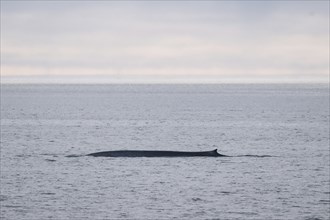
left=87, top=149, right=225, bottom=157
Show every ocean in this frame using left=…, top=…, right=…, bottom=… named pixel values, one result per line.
left=1, top=84, right=329, bottom=220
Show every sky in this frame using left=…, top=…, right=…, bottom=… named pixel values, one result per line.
left=1, top=1, right=329, bottom=84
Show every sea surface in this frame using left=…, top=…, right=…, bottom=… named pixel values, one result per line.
left=1, top=84, right=329, bottom=220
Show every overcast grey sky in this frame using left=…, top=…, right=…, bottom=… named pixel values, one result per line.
left=1, top=1, right=329, bottom=83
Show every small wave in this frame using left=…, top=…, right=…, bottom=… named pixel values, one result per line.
left=227, top=211, right=258, bottom=216
left=40, top=192, right=56, bottom=195
left=40, top=153, right=58, bottom=157
left=319, top=199, right=330, bottom=204
left=192, top=197, right=203, bottom=202
left=236, top=155, right=275, bottom=158
left=65, top=154, right=84, bottom=157
left=3, top=205, right=23, bottom=208
left=219, top=191, right=232, bottom=195
left=304, top=217, right=324, bottom=220
left=16, top=154, right=31, bottom=158
left=0, top=195, right=9, bottom=202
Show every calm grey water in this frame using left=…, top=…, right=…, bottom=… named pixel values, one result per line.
left=1, top=84, right=329, bottom=220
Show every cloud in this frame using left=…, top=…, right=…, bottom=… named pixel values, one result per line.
left=1, top=1, right=329, bottom=83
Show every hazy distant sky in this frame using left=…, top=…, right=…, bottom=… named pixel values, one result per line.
left=1, top=1, right=329, bottom=83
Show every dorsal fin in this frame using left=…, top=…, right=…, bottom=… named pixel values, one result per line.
left=213, top=149, right=227, bottom=157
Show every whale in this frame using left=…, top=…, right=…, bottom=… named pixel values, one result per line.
left=87, top=149, right=227, bottom=157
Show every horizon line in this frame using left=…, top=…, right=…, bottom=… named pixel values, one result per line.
left=1, top=75, right=328, bottom=84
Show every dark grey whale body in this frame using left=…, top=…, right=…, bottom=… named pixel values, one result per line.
left=87, top=149, right=226, bottom=157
